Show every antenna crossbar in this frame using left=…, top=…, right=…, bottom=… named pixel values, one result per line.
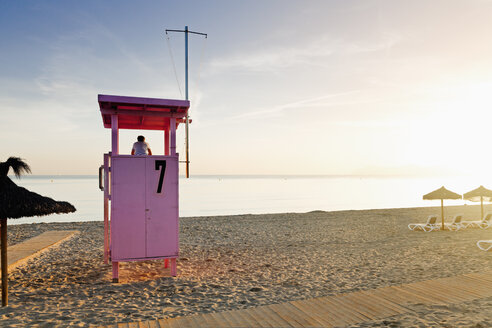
left=166, top=29, right=208, bottom=38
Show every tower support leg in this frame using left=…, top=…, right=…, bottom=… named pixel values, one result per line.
left=112, top=261, right=119, bottom=283
left=170, top=258, right=177, bottom=277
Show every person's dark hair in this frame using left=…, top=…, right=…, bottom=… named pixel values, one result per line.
left=137, top=135, right=145, bottom=142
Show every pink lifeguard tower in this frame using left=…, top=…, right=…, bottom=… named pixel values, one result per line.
left=98, top=94, right=190, bottom=282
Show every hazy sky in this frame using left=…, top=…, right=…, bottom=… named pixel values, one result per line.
left=1, top=0, right=492, bottom=176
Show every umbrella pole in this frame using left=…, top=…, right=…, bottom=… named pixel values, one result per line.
left=1, top=217, right=7, bottom=307
left=441, top=199, right=444, bottom=230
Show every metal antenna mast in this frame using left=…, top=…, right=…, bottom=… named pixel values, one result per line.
left=165, top=26, right=207, bottom=178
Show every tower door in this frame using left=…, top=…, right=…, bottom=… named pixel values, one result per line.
left=145, top=156, right=179, bottom=258
left=111, top=157, right=147, bottom=260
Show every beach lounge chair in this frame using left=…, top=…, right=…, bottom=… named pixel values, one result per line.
left=477, top=240, right=492, bottom=251
left=463, top=212, right=492, bottom=229
left=408, top=215, right=439, bottom=232
left=444, top=214, right=465, bottom=231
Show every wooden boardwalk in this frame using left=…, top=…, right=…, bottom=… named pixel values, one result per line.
left=1, top=230, right=78, bottom=271
left=98, top=271, right=492, bottom=327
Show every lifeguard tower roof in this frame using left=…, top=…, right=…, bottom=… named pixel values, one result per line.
left=98, top=94, right=190, bottom=131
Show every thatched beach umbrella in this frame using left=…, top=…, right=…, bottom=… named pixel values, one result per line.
left=463, top=185, right=492, bottom=220
left=0, top=157, right=75, bottom=306
left=423, top=186, right=461, bottom=230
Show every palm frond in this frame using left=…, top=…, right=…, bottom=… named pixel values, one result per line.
left=4, top=157, right=31, bottom=178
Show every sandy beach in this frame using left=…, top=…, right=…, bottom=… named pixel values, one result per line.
left=2, top=204, right=492, bottom=327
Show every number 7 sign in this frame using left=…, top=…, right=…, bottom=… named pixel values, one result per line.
left=155, top=160, right=167, bottom=193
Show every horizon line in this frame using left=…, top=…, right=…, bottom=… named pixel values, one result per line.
left=9, top=173, right=467, bottom=178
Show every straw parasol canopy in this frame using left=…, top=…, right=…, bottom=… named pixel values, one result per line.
left=423, top=186, right=461, bottom=230
left=463, top=185, right=492, bottom=220
left=0, top=157, right=75, bottom=307
left=0, top=176, right=75, bottom=219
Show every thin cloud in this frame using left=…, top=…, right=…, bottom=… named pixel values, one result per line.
left=229, top=90, right=364, bottom=120
left=332, top=119, right=408, bottom=128
left=208, top=33, right=401, bottom=74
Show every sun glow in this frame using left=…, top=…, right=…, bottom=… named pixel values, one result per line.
left=399, top=81, right=492, bottom=178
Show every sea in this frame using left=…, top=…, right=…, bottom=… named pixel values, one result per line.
left=9, top=175, right=486, bottom=225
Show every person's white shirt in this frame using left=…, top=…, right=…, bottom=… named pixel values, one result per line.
left=132, top=141, right=151, bottom=155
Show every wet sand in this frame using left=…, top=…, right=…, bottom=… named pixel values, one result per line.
left=2, top=204, right=492, bottom=327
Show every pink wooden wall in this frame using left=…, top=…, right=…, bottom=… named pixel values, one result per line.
left=111, top=155, right=179, bottom=261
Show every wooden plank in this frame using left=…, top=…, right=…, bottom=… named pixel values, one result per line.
left=172, top=315, right=199, bottom=328
left=460, top=275, right=490, bottom=287
left=403, top=282, right=463, bottom=303
left=358, top=290, right=412, bottom=314
left=319, top=295, right=368, bottom=324
left=289, top=299, right=335, bottom=327
left=367, top=288, right=410, bottom=304
left=460, top=275, right=492, bottom=292
left=409, top=281, right=472, bottom=303
left=247, top=306, right=279, bottom=327
left=385, top=286, right=438, bottom=305
left=335, top=294, right=382, bottom=320
left=403, top=283, right=454, bottom=303
left=315, top=296, right=367, bottom=324
left=392, top=285, right=443, bottom=304
left=305, top=297, right=353, bottom=326
left=360, top=291, right=411, bottom=314
left=218, top=310, right=250, bottom=328
left=190, top=313, right=215, bottom=328
left=212, top=311, right=240, bottom=328
left=188, top=314, right=210, bottom=328
left=422, top=279, right=482, bottom=298
left=415, top=283, right=467, bottom=303
left=248, top=305, right=294, bottom=328
left=229, top=307, right=264, bottom=327
left=268, top=303, right=314, bottom=327
left=205, top=311, right=230, bottom=328
left=460, top=277, right=492, bottom=292
left=331, top=294, right=376, bottom=321
left=169, top=316, right=188, bottom=328
left=137, top=321, right=150, bottom=328
left=369, top=288, right=413, bottom=306
left=146, top=320, right=160, bottom=328
left=457, top=274, right=492, bottom=287
left=184, top=314, right=209, bottom=328
left=425, top=279, right=486, bottom=299
left=456, top=275, right=492, bottom=291
left=186, top=313, right=212, bottom=328
left=466, top=272, right=492, bottom=283
left=172, top=316, right=188, bottom=328
left=454, top=278, right=492, bottom=297
left=241, top=307, right=276, bottom=327
left=346, top=292, right=402, bottom=318
left=298, top=298, right=346, bottom=327
left=280, top=302, right=330, bottom=327
left=117, top=323, right=130, bottom=328
left=161, top=317, right=180, bottom=328
left=342, top=292, right=392, bottom=318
